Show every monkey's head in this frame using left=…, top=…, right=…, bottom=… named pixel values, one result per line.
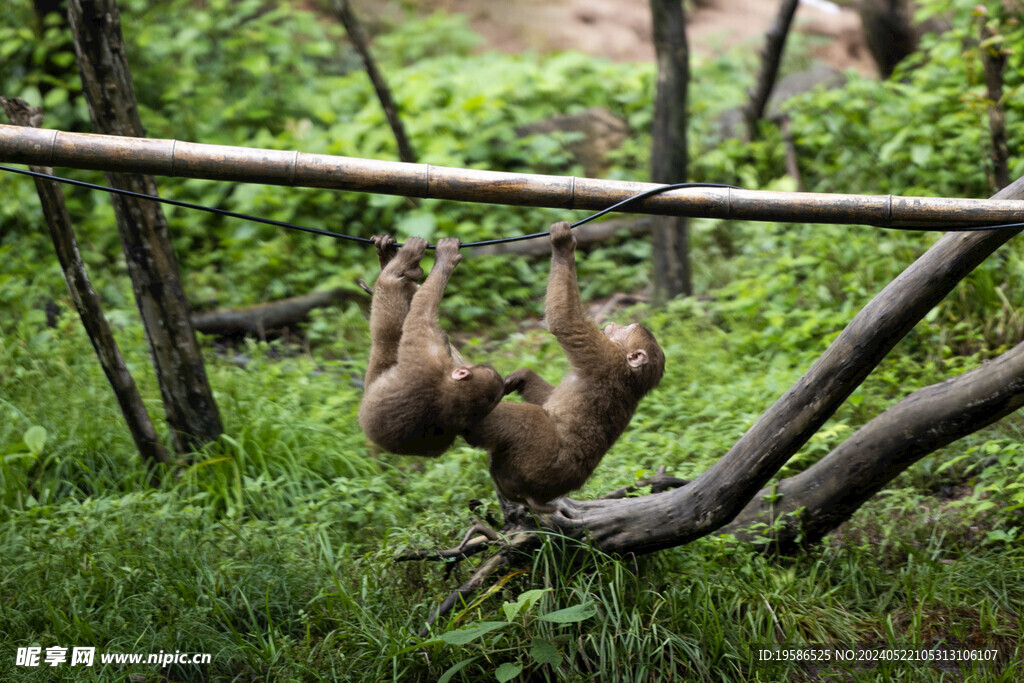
left=603, top=322, right=666, bottom=397
left=446, top=363, right=505, bottom=425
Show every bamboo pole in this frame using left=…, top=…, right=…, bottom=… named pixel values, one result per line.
left=2, top=124, right=1023, bottom=229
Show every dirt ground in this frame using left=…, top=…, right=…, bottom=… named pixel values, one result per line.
left=414, top=0, right=874, bottom=74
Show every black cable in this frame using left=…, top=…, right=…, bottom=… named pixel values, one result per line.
left=1, top=165, right=736, bottom=247
left=0, top=164, right=373, bottom=244
left=3, top=164, right=1024, bottom=246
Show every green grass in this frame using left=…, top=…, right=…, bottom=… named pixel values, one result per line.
left=2, top=262, right=1023, bottom=680
left=3, top=1, right=1024, bottom=679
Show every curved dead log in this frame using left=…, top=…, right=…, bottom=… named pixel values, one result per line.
left=191, top=287, right=359, bottom=338
left=725, top=336, right=1024, bottom=549
left=544, top=177, right=1024, bottom=555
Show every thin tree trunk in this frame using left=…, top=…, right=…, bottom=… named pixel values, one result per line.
left=67, top=0, right=222, bottom=455
left=979, top=20, right=1010, bottom=190
left=779, top=114, right=803, bottom=190
left=744, top=0, right=799, bottom=140
left=334, top=0, right=416, bottom=164
left=649, top=0, right=691, bottom=302
left=549, top=177, right=1024, bottom=555
left=1, top=96, right=170, bottom=467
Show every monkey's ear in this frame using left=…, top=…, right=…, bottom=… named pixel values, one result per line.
left=626, top=349, right=649, bottom=368
left=452, top=367, right=473, bottom=381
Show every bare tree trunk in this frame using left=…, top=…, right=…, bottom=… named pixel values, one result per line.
left=334, top=0, right=416, bottom=164
left=31, top=0, right=73, bottom=102
left=1, top=96, right=170, bottom=467
left=779, top=114, right=803, bottom=190
left=979, top=19, right=1010, bottom=191
left=67, top=0, right=223, bottom=455
left=744, top=0, right=800, bottom=140
left=548, top=177, right=1024, bottom=555
left=859, top=0, right=917, bottom=79
left=649, top=0, right=691, bottom=302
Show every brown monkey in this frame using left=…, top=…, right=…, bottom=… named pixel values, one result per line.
left=465, top=221, right=665, bottom=512
left=358, top=235, right=504, bottom=457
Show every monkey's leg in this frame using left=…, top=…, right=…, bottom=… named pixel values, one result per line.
left=503, top=368, right=554, bottom=404
left=370, top=234, right=400, bottom=269
left=365, top=238, right=427, bottom=385
left=365, top=283, right=410, bottom=386
left=397, top=237, right=461, bottom=362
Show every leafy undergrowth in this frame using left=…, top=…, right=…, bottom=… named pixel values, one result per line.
left=2, top=283, right=1023, bottom=681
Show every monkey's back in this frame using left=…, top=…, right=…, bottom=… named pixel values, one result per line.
left=468, top=375, right=641, bottom=506
left=358, top=369, right=457, bottom=457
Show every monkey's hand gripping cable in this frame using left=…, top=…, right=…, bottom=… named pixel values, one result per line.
left=394, top=467, right=689, bottom=637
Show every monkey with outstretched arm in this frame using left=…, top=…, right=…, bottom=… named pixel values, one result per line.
left=359, top=236, right=504, bottom=457
left=465, top=221, right=666, bottom=512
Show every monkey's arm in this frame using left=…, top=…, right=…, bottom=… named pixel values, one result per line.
left=503, top=369, right=554, bottom=405
left=365, top=237, right=426, bottom=385
left=398, top=237, right=462, bottom=362
left=544, top=222, right=618, bottom=370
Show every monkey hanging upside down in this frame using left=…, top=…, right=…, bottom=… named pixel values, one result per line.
left=465, top=221, right=666, bottom=513
left=359, top=235, right=504, bottom=457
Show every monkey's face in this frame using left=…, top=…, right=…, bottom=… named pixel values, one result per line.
left=604, top=322, right=666, bottom=396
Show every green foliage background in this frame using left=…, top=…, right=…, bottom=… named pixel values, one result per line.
left=1, top=0, right=1023, bottom=680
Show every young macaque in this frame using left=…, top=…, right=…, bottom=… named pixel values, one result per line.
left=465, top=221, right=665, bottom=512
left=359, top=235, right=504, bottom=457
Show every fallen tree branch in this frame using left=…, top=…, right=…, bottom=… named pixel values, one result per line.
left=191, top=287, right=359, bottom=337
left=394, top=537, right=494, bottom=563
left=725, top=335, right=1024, bottom=549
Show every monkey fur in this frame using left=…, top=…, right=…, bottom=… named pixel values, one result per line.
left=465, top=221, right=666, bottom=512
left=359, top=235, right=504, bottom=457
